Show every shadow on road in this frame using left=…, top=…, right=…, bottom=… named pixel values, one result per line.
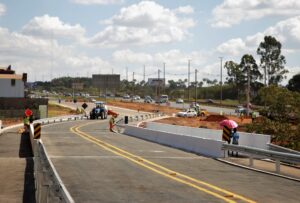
left=19, top=132, right=36, bottom=203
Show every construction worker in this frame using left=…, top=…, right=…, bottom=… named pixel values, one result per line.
left=251, top=112, right=256, bottom=122
left=109, top=114, right=118, bottom=132
left=23, top=115, right=30, bottom=133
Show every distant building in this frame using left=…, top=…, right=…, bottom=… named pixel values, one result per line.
left=0, top=66, right=27, bottom=98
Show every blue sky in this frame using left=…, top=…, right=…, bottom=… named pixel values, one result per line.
left=0, top=0, right=299, bottom=84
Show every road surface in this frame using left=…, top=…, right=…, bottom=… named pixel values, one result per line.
left=41, top=120, right=300, bottom=203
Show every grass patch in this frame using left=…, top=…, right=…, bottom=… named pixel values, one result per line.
left=48, top=103, right=77, bottom=117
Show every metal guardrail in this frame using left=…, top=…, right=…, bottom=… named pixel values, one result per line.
left=116, top=112, right=165, bottom=127
left=268, top=143, right=300, bottom=155
left=30, top=115, right=85, bottom=203
left=222, top=143, right=300, bottom=173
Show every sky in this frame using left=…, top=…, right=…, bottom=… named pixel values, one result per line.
left=0, top=0, right=300, bottom=85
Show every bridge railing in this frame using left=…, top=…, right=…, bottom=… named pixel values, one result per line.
left=222, top=143, right=300, bottom=173
left=30, top=115, right=85, bottom=203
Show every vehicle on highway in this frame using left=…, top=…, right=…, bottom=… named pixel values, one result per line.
left=190, top=102, right=200, bottom=108
left=235, top=105, right=246, bottom=114
left=121, top=94, right=131, bottom=102
left=132, top=95, right=141, bottom=100
left=90, top=101, right=108, bottom=119
left=144, top=96, right=153, bottom=103
left=177, top=109, right=197, bottom=117
left=156, top=94, right=169, bottom=103
left=176, top=98, right=184, bottom=104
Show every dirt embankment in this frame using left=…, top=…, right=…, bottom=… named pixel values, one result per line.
left=107, top=100, right=252, bottom=131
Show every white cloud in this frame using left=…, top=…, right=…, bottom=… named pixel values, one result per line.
left=22, top=15, right=86, bottom=41
left=0, top=27, right=111, bottom=81
left=113, top=49, right=206, bottom=67
left=174, top=5, right=194, bottom=14
left=0, top=3, right=6, bottom=16
left=113, top=49, right=153, bottom=64
left=211, top=0, right=300, bottom=28
left=70, top=0, right=123, bottom=5
left=89, top=1, right=195, bottom=47
left=217, top=38, right=248, bottom=56
left=217, top=16, right=300, bottom=57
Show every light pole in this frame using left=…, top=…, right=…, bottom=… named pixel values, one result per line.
left=195, top=69, right=198, bottom=104
left=188, top=59, right=191, bottom=103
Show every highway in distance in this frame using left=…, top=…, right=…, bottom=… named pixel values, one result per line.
left=41, top=119, right=300, bottom=203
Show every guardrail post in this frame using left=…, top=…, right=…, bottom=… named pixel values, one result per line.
left=275, top=159, right=280, bottom=173
left=249, top=155, right=254, bottom=167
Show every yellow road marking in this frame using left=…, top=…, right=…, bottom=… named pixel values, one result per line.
left=70, top=122, right=256, bottom=203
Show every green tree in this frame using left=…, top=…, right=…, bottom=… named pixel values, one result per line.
left=240, top=54, right=262, bottom=83
left=258, top=85, right=300, bottom=122
left=257, top=35, right=288, bottom=85
left=287, top=73, right=300, bottom=92
left=224, top=60, right=243, bottom=101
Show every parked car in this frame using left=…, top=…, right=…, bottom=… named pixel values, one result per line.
left=177, top=109, right=197, bottom=117
left=90, top=101, right=108, bottom=119
left=176, top=98, right=184, bottom=104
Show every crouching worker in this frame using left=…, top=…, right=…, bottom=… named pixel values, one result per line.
left=231, top=128, right=240, bottom=157
left=109, top=114, right=118, bottom=132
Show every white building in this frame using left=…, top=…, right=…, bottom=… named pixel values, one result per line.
left=0, top=68, right=26, bottom=98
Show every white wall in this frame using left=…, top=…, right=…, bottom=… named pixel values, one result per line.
left=124, top=125, right=225, bottom=158
left=0, top=79, right=24, bottom=98
left=147, top=122, right=271, bottom=150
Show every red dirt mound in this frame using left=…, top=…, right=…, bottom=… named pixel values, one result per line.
left=204, top=115, right=228, bottom=122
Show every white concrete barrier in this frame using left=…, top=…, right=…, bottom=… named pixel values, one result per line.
left=124, top=125, right=225, bottom=158
left=146, top=122, right=271, bottom=150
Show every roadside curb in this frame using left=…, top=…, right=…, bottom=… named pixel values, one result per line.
left=216, top=158, right=300, bottom=182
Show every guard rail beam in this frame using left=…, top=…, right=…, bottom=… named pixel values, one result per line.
left=222, top=143, right=300, bottom=173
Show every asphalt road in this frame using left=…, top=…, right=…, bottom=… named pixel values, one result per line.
left=41, top=120, right=300, bottom=203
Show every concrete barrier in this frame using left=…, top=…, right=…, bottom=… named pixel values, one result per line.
left=146, top=122, right=271, bottom=150
left=124, top=125, right=225, bottom=158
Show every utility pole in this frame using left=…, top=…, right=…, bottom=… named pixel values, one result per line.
left=157, top=69, right=161, bottom=105
left=126, top=67, right=128, bottom=81
left=163, top=62, right=166, bottom=93
left=188, top=60, right=191, bottom=103
left=219, top=57, right=223, bottom=104
left=143, top=65, right=145, bottom=82
left=112, top=68, right=113, bottom=74
left=195, top=69, right=198, bottom=103
left=133, top=71, right=135, bottom=95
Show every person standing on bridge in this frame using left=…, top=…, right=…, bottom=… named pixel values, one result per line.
left=109, top=114, right=118, bottom=132
left=231, top=128, right=240, bottom=157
